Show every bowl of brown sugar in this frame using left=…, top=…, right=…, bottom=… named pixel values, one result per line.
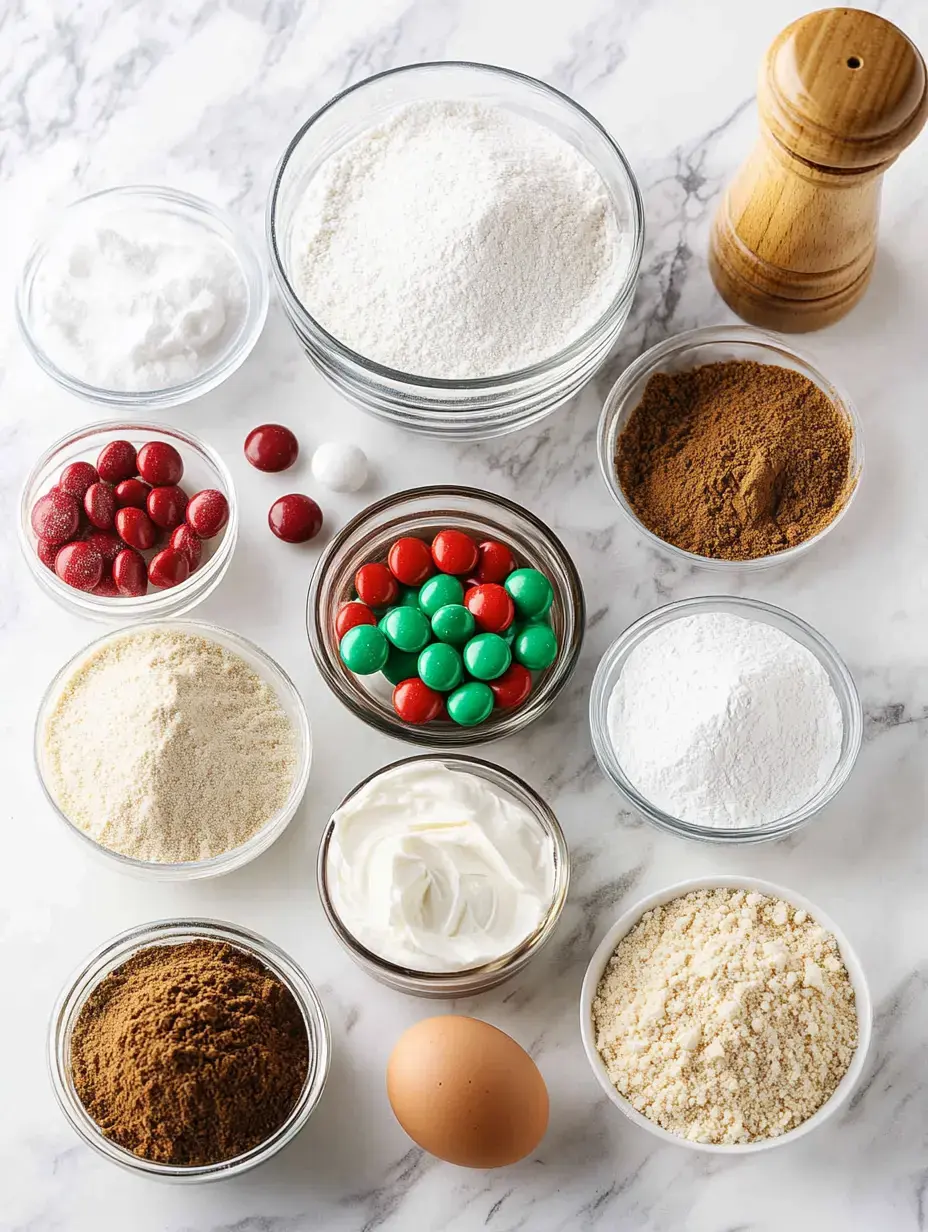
left=597, top=326, right=863, bottom=568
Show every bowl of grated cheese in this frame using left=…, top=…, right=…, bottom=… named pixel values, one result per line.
left=579, top=876, right=872, bottom=1153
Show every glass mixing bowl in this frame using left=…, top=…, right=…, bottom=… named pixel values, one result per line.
left=267, top=61, right=644, bottom=439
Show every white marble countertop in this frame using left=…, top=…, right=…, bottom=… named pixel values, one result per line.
left=2, top=1, right=927, bottom=1229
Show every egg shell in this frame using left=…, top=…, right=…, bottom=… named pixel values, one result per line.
left=386, top=1016, right=549, bottom=1168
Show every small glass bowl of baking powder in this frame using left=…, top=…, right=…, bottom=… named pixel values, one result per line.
left=579, top=876, right=872, bottom=1154
left=267, top=61, right=644, bottom=439
left=17, top=185, right=268, bottom=409
left=19, top=419, right=237, bottom=622
left=317, top=754, right=570, bottom=998
left=589, top=596, right=862, bottom=843
left=597, top=326, right=864, bottom=570
left=307, top=486, right=585, bottom=745
left=34, top=620, right=312, bottom=880
left=49, top=917, right=330, bottom=1180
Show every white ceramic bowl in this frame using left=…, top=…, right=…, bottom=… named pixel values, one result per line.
left=579, top=875, right=872, bottom=1154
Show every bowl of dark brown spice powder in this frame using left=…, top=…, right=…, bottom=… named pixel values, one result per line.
left=598, top=326, right=863, bottom=568
left=49, top=918, right=330, bottom=1180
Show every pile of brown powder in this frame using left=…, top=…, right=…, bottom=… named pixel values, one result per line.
left=70, top=940, right=309, bottom=1166
left=615, top=360, right=855, bottom=560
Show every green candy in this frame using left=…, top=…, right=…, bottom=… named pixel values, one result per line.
left=513, top=622, right=558, bottom=671
left=418, top=573, right=464, bottom=617
left=340, top=624, right=389, bottom=674
left=418, top=642, right=464, bottom=692
left=380, top=605, right=432, bottom=653
left=396, top=585, right=422, bottom=608
left=505, top=567, right=553, bottom=620
left=462, top=632, right=511, bottom=681
left=447, top=680, right=494, bottom=726
left=431, top=603, right=475, bottom=645
left=382, top=646, right=422, bottom=685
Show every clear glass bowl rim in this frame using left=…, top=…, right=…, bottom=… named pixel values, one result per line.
left=267, top=60, right=644, bottom=390
left=316, top=752, right=570, bottom=988
left=596, top=324, right=865, bottom=570
left=306, top=484, right=586, bottom=746
left=18, top=416, right=239, bottom=621
left=588, top=595, right=863, bottom=843
left=34, top=619, right=312, bottom=879
left=48, top=916, right=331, bottom=1180
left=16, top=184, right=269, bottom=407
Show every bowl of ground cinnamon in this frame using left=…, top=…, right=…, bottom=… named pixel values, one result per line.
left=49, top=918, right=330, bottom=1180
left=598, top=326, right=862, bottom=567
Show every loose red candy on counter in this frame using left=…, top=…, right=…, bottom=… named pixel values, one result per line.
left=137, top=440, right=183, bottom=487
left=83, top=530, right=123, bottom=567
left=464, top=582, right=515, bottom=634
left=55, top=541, right=103, bottom=592
left=114, top=478, right=151, bottom=508
left=36, top=538, right=60, bottom=570
left=83, top=481, right=117, bottom=530
left=393, top=677, right=443, bottom=724
left=335, top=601, right=378, bottom=640
left=148, top=546, right=190, bottom=589
left=489, top=663, right=533, bottom=710
left=431, top=528, right=479, bottom=576
left=115, top=506, right=157, bottom=551
left=476, top=539, right=516, bottom=584
left=147, top=485, right=188, bottom=531
left=169, top=523, right=202, bottom=570
left=387, top=536, right=435, bottom=587
left=96, top=440, right=137, bottom=484
left=59, top=461, right=99, bottom=501
left=113, top=548, right=147, bottom=597
left=244, top=423, right=299, bottom=473
left=267, top=493, right=320, bottom=544
left=354, top=561, right=398, bottom=607
left=188, top=489, right=230, bottom=539
left=32, top=489, right=80, bottom=545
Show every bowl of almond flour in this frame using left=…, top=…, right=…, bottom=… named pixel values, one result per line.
left=35, top=622, right=311, bottom=880
left=580, top=877, right=872, bottom=1152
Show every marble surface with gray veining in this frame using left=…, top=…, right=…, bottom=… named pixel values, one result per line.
left=2, top=1, right=927, bottom=1229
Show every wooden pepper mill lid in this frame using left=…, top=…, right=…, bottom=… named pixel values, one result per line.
left=710, top=8, right=928, bottom=332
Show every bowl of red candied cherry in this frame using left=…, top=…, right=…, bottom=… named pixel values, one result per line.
left=307, top=486, right=585, bottom=746
left=19, top=420, right=236, bottom=620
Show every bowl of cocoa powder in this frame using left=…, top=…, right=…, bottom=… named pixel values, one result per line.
left=598, top=326, right=863, bottom=568
left=48, top=918, right=330, bottom=1180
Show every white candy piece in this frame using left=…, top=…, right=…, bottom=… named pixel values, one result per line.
left=311, top=441, right=368, bottom=493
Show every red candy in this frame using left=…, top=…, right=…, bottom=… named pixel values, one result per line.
left=114, top=478, right=150, bottom=509
left=169, top=524, right=202, bottom=570
left=354, top=562, right=398, bottom=608
left=392, top=678, right=443, bottom=724
left=431, top=528, right=479, bottom=575
left=147, top=485, right=188, bottom=531
left=36, top=538, right=60, bottom=570
left=335, top=601, right=378, bottom=640
left=137, top=441, right=183, bottom=487
left=489, top=663, right=532, bottom=710
left=187, top=489, right=230, bottom=540
left=59, top=461, right=99, bottom=501
left=116, top=506, right=157, bottom=551
left=31, top=489, right=80, bottom=545
left=92, top=575, right=121, bottom=598
left=464, top=582, right=515, bottom=633
left=83, top=481, right=117, bottom=530
left=55, top=541, right=103, bottom=592
left=83, top=530, right=123, bottom=567
left=387, top=537, right=434, bottom=586
left=476, top=539, right=516, bottom=585
left=113, top=548, right=147, bottom=597
left=244, top=424, right=299, bottom=473
left=148, top=547, right=190, bottom=589
left=96, top=440, right=137, bottom=484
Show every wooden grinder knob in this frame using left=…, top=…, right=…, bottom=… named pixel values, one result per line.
left=709, top=8, right=928, bottom=332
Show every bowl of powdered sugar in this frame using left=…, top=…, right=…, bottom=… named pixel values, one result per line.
left=589, top=596, right=862, bottom=842
left=35, top=621, right=311, bottom=879
left=267, top=62, right=643, bottom=438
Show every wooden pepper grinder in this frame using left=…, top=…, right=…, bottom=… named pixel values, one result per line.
left=709, top=8, right=928, bottom=332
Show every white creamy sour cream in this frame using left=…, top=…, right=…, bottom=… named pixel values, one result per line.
left=327, top=761, right=556, bottom=972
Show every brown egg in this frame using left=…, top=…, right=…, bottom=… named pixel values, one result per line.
left=386, top=1015, right=549, bottom=1168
